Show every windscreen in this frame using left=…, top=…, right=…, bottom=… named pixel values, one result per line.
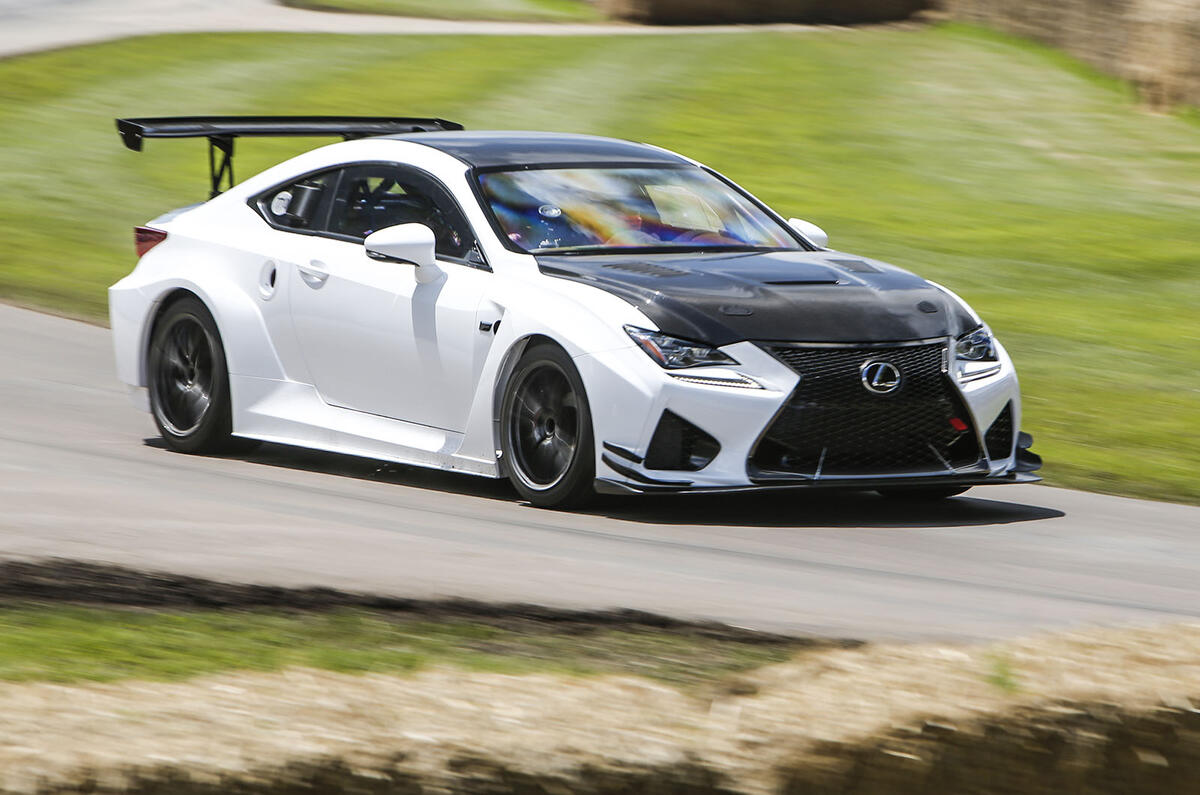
left=477, top=166, right=803, bottom=254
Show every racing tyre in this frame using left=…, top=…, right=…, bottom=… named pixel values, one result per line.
left=147, top=296, right=246, bottom=454
left=501, top=343, right=595, bottom=508
left=875, top=485, right=971, bottom=501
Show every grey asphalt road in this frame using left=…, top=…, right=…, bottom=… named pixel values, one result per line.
left=0, top=0, right=819, bottom=59
left=2, top=303, right=1198, bottom=641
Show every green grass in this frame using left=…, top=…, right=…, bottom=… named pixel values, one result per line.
left=0, top=25, right=1197, bottom=503
left=0, top=605, right=800, bottom=687
left=281, top=0, right=602, bottom=22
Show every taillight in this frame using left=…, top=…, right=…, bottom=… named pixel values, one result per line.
left=134, top=226, right=168, bottom=258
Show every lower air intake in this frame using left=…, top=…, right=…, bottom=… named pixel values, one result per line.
left=984, top=401, right=1014, bottom=462
left=752, top=342, right=982, bottom=478
left=644, top=410, right=720, bottom=471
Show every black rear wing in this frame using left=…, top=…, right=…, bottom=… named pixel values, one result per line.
left=116, top=116, right=464, bottom=198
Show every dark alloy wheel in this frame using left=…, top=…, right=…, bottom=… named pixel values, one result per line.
left=147, top=296, right=245, bottom=454
left=876, top=485, right=971, bottom=501
left=501, top=343, right=595, bottom=508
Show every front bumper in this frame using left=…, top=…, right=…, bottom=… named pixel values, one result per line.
left=578, top=337, right=1038, bottom=495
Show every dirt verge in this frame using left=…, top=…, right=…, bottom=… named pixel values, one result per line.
left=598, top=0, right=929, bottom=25
left=0, top=559, right=825, bottom=646
left=0, top=623, right=1196, bottom=793
left=2, top=560, right=1197, bottom=793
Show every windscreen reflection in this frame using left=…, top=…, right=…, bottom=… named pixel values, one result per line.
left=477, top=166, right=802, bottom=254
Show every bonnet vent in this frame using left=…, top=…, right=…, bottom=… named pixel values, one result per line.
left=829, top=258, right=881, bottom=273
left=602, top=261, right=689, bottom=278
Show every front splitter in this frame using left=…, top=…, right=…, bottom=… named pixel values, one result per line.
left=594, top=470, right=1042, bottom=496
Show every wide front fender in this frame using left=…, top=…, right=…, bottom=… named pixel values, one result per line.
left=452, top=273, right=656, bottom=465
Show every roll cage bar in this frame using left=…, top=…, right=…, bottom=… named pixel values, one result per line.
left=115, top=116, right=464, bottom=198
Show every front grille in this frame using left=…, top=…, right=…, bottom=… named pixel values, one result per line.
left=751, top=342, right=982, bottom=478
left=984, top=402, right=1014, bottom=461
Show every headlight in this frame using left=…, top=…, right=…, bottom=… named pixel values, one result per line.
left=955, top=326, right=997, bottom=362
left=624, top=326, right=737, bottom=369
left=954, top=326, right=1002, bottom=383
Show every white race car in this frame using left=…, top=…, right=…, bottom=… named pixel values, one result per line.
left=110, top=116, right=1040, bottom=507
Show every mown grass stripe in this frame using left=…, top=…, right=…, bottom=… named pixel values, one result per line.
left=0, top=603, right=804, bottom=686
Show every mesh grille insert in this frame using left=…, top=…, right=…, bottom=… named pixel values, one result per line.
left=984, top=402, right=1014, bottom=461
left=752, top=342, right=982, bottom=477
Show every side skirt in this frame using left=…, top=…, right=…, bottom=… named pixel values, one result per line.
left=230, top=375, right=500, bottom=478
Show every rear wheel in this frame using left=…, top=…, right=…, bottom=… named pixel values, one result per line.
left=147, top=296, right=245, bottom=454
left=500, top=343, right=595, bottom=508
left=875, top=485, right=971, bottom=501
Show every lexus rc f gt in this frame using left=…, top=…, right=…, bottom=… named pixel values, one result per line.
left=109, top=116, right=1041, bottom=507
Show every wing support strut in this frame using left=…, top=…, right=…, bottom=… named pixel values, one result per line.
left=207, top=136, right=235, bottom=199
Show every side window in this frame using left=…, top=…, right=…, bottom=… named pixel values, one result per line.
left=328, top=165, right=475, bottom=261
left=259, top=172, right=333, bottom=230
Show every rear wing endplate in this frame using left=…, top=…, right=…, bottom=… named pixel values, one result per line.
left=116, top=116, right=464, bottom=198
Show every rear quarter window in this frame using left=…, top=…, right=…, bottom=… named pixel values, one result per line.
left=255, top=172, right=335, bottom=231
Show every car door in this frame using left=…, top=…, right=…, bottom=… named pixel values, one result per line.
left=250, top=168, right=341, bottom=387
left=287, top=163, right=494, bottom=432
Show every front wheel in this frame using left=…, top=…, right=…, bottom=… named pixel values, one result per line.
left=876, top=485, right=971, bottom=501
left=500, top=343, right=595, bottom=508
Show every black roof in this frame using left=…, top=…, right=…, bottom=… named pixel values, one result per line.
left=387, top=130, right=691, bottom=168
